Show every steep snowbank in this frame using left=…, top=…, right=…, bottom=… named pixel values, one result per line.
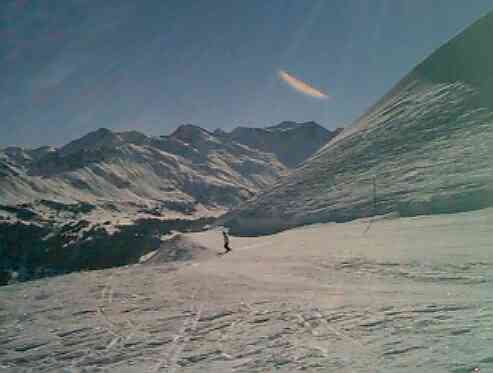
left=224, top=12, right=493, bottom=235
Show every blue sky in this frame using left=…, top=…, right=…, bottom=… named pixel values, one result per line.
left=0, top=0, right=492, bottom=147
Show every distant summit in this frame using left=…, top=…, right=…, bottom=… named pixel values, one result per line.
left=223, top=11, right=493, bottom=235
left=217, top=121, right=342, bottom=168
left=266, top=120, right=319, bottom=131
left=59, top=128, right=121, bottom=156
left=169, top=124, right=214, bottom=143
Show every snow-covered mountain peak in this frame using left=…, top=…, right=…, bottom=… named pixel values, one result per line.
left=59, top=127, right=122, bottom=156
left=169, top=124, right=215, bottom=144
left=218, top=121, right=341, bottom=168
left=266, top=120, right=319, bottom=132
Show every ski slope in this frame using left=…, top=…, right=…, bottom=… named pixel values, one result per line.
left=1, top=208, right=492, bottom=372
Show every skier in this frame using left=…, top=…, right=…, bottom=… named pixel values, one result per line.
left=222, top=230, right=231, bottom=253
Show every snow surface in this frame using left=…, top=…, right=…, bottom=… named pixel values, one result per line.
left=1, top=208, right=492, bottom=372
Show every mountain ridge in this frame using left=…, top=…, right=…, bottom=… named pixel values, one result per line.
left=0, top=121, right=339, bottom=216
left=216, top=121, right=341, bottom=168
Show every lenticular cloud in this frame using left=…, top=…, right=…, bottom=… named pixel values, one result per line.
left=278, top=70, right=329, bottom=99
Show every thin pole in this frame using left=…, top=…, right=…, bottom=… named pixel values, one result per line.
left=363, top=175, right=377, bottom=235
left=373, top=175, right=377, bottom=212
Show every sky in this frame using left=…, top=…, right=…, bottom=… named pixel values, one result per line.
left=0, top=0, right=492, bottom=147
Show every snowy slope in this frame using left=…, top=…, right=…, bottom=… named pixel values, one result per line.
left=224, top=11, right=493, bottom=235
left=2, top=208, right=492, bottom=372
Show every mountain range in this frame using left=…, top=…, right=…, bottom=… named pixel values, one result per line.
left=0, top=121, right=339, bottom=284
left=0, top=121, right=338, bottom=218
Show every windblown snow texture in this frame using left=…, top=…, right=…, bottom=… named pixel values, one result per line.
left=2, top=209, right=493, bottom=372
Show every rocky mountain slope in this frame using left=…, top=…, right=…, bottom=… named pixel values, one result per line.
left=1, top=126, right=279, bottom=216
left=0, top=122, right=337, bottom=284
left=215, top=121, right=342, bottom=168
left=224, top=11, right=493, bottom=235
left=0, top=122, right=337, bottom=216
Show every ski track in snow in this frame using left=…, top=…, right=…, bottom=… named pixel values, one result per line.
left=152, top=287, right=205, bottom=373
left=1, top=210, right=493, bottom=372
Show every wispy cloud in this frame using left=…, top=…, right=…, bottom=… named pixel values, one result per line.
left=278, top=70, right=329, bottom=99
